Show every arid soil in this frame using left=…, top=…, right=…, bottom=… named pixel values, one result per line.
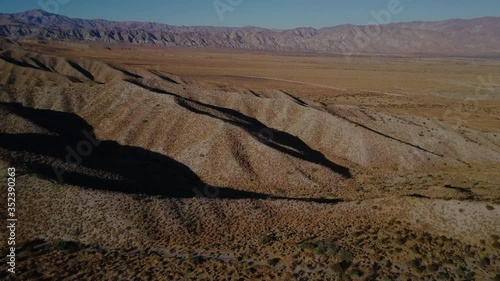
left=0, top=39, right=499, bottom=280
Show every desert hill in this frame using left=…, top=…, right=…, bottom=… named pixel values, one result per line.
left=0, top=37, right=499, bottom=280
left=2, top=40, right=500, bottom=200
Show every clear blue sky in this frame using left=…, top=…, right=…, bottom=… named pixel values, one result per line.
left=1, top=0, right=499, bottom=29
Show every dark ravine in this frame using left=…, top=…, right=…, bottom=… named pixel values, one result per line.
left=1, top=9, right=500, bottom=55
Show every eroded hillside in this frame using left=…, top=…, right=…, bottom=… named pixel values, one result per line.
left=0, top=40, right=499, bottom=280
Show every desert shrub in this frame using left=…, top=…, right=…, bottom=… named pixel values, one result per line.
left=372, top=262, right=382, bottom=272
left=465, top=271, right=476, bottom=279
left=351, top=269, right=364, bottom=277
left=340, top=261, right=352, bottom=270
left=21, top=238, right=45, bottom=252
left=299, top=240, right=338, bottom=255
left=395, top=237, right=407, bottom=245
left=313, top=240, right=330, bottom=255
left=438, top=272, right=449, bottom=280
left=330, top=262, right=343, bottom=273
left=339, top=249, right=354, bottom=262
left=486, top=205, right=494, bottom=210
left=53, top=240, right=79, bottom=252
left=480, top=256, right=491, bottom=267
left=428, top=263, right=440, bottom=272
left=411, top=245, right=421, bottom=255
left=245, top=267, right=256, bottom=274
left=267, top=258, right=280, bottom=266
left=259, top=233, right=277, bottom=245
left=189, top=255, right=205, bottom=265
left=409, top=258, right=421, bottom=269
left=452, top=255, right=465, bottom=265
left=454, top=266, right=465, bottom=276
left=338, top=272, right=353, bottom=281
left=299, top=242, right=316, bottom=250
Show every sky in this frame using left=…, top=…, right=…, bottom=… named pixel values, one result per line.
left=0, top=0, right=499, bottom=29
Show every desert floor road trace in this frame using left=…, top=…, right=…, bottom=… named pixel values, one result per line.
left=232, top=75, right=406, bottom=97
left=233, top=75, right=348, bottom=91
left=0, top=40, right=500, bottom=280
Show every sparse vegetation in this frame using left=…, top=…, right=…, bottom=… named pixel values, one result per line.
left=1, top=23, right=500, bottom=281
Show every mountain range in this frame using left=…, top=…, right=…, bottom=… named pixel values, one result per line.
left=1, top=9, right=500, bottom=55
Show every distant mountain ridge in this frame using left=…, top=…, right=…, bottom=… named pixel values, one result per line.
left=1, top=9, right=500, bottom=55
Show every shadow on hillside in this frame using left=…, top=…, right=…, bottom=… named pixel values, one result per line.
left=0, top=54, right=41, bottom=70
left=0, top=102, right=344, bottom=204
left=125, top=79, right=352, bottom=178
left=67, top=60, right=95, bottom=81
